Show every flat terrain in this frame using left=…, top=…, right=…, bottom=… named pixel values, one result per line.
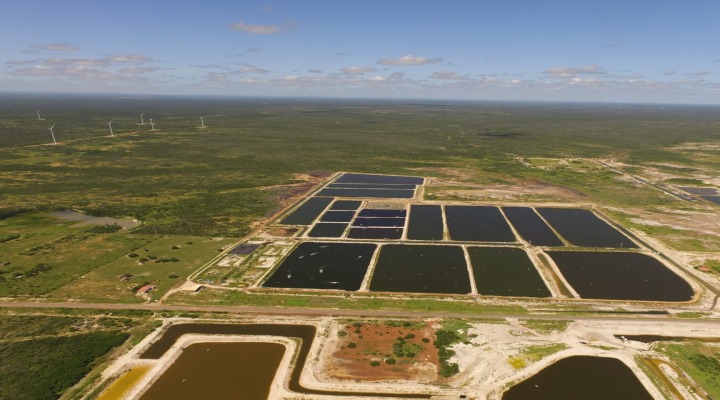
left=1, top=95, right=720, bottom=399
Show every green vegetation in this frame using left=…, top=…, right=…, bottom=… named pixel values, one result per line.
left=0, top=331, right=129, bottom=400
left=434, top=329, right=462, bottom=377
left=508, top=344, right=568, bottom=370
left=659, top=342, right=720, bottom=398
left=0, top=212, right=154, bottom=296
left=50, top=235, right=235, bottom=303
left=519, top=319, right=570, bottom=334
left=3, top=96, right=719, bottom=241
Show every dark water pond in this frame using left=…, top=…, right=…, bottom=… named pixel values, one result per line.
left=468, top=247, right=551, bottom=297
left=537, top=208, right=638, bottom=248
left=317, top=188, right=415, bottom=198
left=329, top=200, right=362, bottom=210
left=320, top=211, right=356, bottom=222
left=502, top=356, right=653, bottom=400
left=335, top=173, right=424, bottom=185
left=140, top=342, right=284, bottom=400
left=327, top=183, right=417, bottom=190
left=407, top=205, right=444, bottom=240
left=702, top=195, right=720, bottom=205
left=307, top=223, right=348, bottom=238
left=352, top=217, right=406, bottom=227
left=347, top=227, right=403, bottom=239
left=358, top=209, right=407, bottom=218
left=370, top=245, right=470, bottom=294
left=616, top=335, right=720, bottom=343
left=263, top=242, right=375, bottom=291
left=280, top=197, right=333, bottom=225
left=502, top=207, right=563, bottom=246
left=680, top=186, right=718, bottom=195
left=140, top=323, right=428, bottom=398
left=546, top=251, right=694, bottom=301
left=445, top=206, right=516, bottom=242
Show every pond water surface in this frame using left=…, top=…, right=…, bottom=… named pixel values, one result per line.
left=537, top=208, right=637, bottom=248
left=445, top=206, right=516, bottom=242
left=502, top=356, right=653, bottom=400
left=547, top=251, right=694, bottom=301
left=370, top=245, right=470, bottom=294
left=468, top=247, right=551, bottom=297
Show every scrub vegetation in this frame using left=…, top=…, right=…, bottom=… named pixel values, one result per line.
left=659, top=342, right=720, bottom=398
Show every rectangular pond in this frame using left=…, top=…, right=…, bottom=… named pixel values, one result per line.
left=347, top=227, right=403, bottom=239
left=358, top=209, right=407, bottom=218
left=468, top=247, right=551, bottom=297
left=546, top=251, right=694, bottom=301
left=308, top=223, right=348, bottom=238
left=407, top=205, right=444, bottom=240
left=316, top=188, right=415, bottom=198
left=352, top=217, right=406, bottom=227
left=320, top=211, right=356, bottom=222
left=537, top=208, right=638, bottom=248
left=445, top=206, right=516, bottom=242
left=279, top=197, right=333, bottom=225
left=702, top=195, right=720, bottom=205
left=369, top=245, right=471, bottom=294
left=329, top=200, right=362, bottom=211
left=680, top=186, right=718, bottom=195
left=140, top=342, right=285, bottom=400
left=334, top=173, right=424, bottom=185
left=502, top=207, right=563, bottom=246
left=263, top=242, right=376, bottom=291
left=326, top=183, right=418, bottom=190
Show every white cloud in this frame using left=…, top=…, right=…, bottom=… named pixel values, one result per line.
left=543, top=65, right=608, bottom=78
left=341, top=66, right=377, bottom=75
left=23, top=43, right=79, bottom=54
left=230, top=21, right=291, bottom=34
left=377, top=54, right=443, bottom=66
left=682, top=71, right=711, bottom=77
left=237, top=65, right=269, bottom=74
left=429, top=71, right=467, bottom=80
left=7, top=53, right=154, bottom=82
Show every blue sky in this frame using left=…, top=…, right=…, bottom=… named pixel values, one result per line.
left=1, top=0, right=719, bottom=103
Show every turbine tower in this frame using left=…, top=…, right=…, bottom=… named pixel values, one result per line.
left=200, top=116, right=205, bottom=128
left=49, top=125, right=57, bottom=144
left=140, top=112, right=145, bottom=125
left=149, top=118, right=155, bottom=131
left=36, top=110, right=45, bottom=121
left=108, top=120, right=114, bottom=136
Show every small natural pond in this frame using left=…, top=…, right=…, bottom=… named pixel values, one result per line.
left=502, top=356, right=653, bottom=400
left=52, top=210, right=138, bottom=229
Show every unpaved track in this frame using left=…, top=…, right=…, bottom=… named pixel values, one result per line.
left=2, top=301, right=720, bottom=327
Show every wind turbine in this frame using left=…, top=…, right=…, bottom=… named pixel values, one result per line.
left=149, top=118, right=155, bottom=131
left=108, top=120, right=114, bottom=136
left=36, top=110, right=45, bottom=121
left=200, top=116, right=205, bottom=128
left=49, top=125, right=57, bottom=144
left=140, top=112, right=145, bottom=125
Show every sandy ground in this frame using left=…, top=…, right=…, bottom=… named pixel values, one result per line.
left=94, top=316, right=720, bottom=400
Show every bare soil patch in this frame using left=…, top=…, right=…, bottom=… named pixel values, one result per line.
left=326, top=321, right=438, bottom=382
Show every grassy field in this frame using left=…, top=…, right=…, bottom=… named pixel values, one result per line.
left=658, top=342, right=720, bottom=398
left=50, top=235, right=235, bottom=303
left=0, top=212, right=155, bottom=297
left=3, top=95, right=719, bottom=240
